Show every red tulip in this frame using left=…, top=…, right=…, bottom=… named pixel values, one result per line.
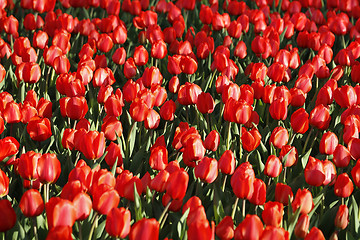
left=37, top=153, right=61, bottom=184
left=106, top=207, right=131, bottom=238
left=166, top=169, right=189, bottom=200
left=150, top=170, right=169, bottom=193
left=0, top=169, right=8, bottom=197
left=334, top=173, right=354, bottom=198
left=304, top=227, right=325, bottom=240
left=204, top=130, right=220, bottom=152
left=195, top=157, right=218, bottom=184
left=92, top=185, right=120, bottom=215
left=180, top=56, right=198, bottom=75
left=129, top=218, right=159, bottom=240
left=101, top=116, right=123, bottom=141
left=177, top=82, right=202, bottom=106
left=196, top=92, right=215, bottom=114
left=160, top=100, right=176, bottom=121
left=18, top=151, right=41, bottom=181
left=319, top=131, right=338, bottom=155
left=264, top=155, right=282, bottom=178
left=262, top=201, right=283, bottom=227
left=104, top=142, right=123, bottom=169
left=304, top=156, right=325, bottom=187
left=309, top=104, right=331, bottom=130
left=249, top=178, right=266, bottom=205
left=27, top=117, right=52, bottom=142
left=142, top=66, right=163, bottom=88
left=123, top=57, right=137, bottom=79
left=270, top=127, right=288, bottom=149
left=188, top=219, right=215, bottom=240
left=0, top=199, right=16, bottom=232
left=3, top=101, right=22, bottom=124
left=218, top=150, right=235, bottom=175
left=60, top=96, right=88, bottom=120
left=46, top=226, right=72, bottom=240
left=291, top=189, right=314, bottom=215
left=78, top=131, right=105, bottom=160
left=334, top=85, right=357, bottom=108
left=231, top=162, right=255, bottom=200
left=149, top=146, right=168, bottom=171
left=19, top=189, right=44, bottom=217
left=294, top=214, right=309, bottom=238
left=241, top=127, right=261, bottom=152
left=0, top=136, right=19, bottom=162
left=275, top=183, right=293, bottom=206
left=290, top=108, right=309, bottom=134
left=133, top=45, right=148, bottom=66
left=335, top=204, right=349, bottom=230
left=234, top=214, right=263, bottom=240
left=215, top=216, right=234, bottom=240
left=46, top=197, right=76, bottom=229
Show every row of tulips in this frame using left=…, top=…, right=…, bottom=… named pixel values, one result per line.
left=1, top=0, right=360, bottom=239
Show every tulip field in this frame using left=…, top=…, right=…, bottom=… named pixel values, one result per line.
left=2, top=0, right=360, bottom=239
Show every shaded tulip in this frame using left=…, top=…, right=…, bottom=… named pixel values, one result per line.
left=106, top=207, right=131, bottom=238
left=129, top=218, right=159, bottom=240
left=260, top=226, right=289, bottom=240
left=304, top=156, right=325, bottom=187
left=160, top=100, right=176, bottom=121
left=149, top=146, right=168, bottom=171
left=275, top=183, right=293, bottom=206
left=335, top=204, right=349, bottom=230
left=0, top=199, right=16, bottom=232
left=231, top=162, right=255, bottom=200
left=150, top=170, right=169, bottom=193
left=0, top=136, right=19, bottom=162
left=334, top=173, right=353, bottom=198
left=241, top=127, right=261, bottom=152
left=46, top=226, right=72, bottom=240
left=166, top=169, right=188, bottom=200
left=309, top=104, right=331, bottom=130
left=304, top=227, right=325, bottom=240
left=204, top=130, right=220, bottom=151
left=290, top=108, right=309, bottom=134
left=218, top=150, right=236, bottom=175
left=262, top=201, right=283, bottom=227
left=79, top=131, right=106, bottom=160
left=101, top=116, right=123, bottom=141
left=196, top=92, right=215, bottom=114
left=351, top=160, right=360, bottom=188
left=234, top=214, right=263, bottom=240
left=294, top=214, right=309, bottom=239
left=347, top=137, right=360, bottom=160
left=19, top=189, right=44, bottom=217
left=249, top=178, right=266, bottom=205
left=188, top=220, right=215, bottom=240
left=104, top=142, right=123, bottom=169
left=216, top=216, right=234, bottom=240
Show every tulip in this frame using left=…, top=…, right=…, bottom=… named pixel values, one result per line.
left=92, top=185, right=120, bottom=215
left=260, top=226, right=289, bottom=240
left=129, top=218, right=159, bottom=240
left=292, top=189, right=314, bottom=215
left=249, top=178, right=266, bottom=205
left=264, top=155, right=282, bottom=178
left=160, top=100, right=176, bottom=121
left=0, top=136, right=19, bottom=162
left=195, top=157, right=218, bottom=184
left=37, top=153, right=61, bottom=184
left=130, top=99, right=149, bottom=122
left=215, top=216, right=234, bottom=240
left=270, top=127, right=289, bottom=149
left=218, top=150, right=236, bottom=175
left=294, top=214, right=309, bottom=238
left=334, top=173, right=354, bottom=198
left=180, top=56, right=198, bottom=75
left=234, top=214, right=263, bottom=240
left=0, top=199, right=16, bottom=232
left=101, top=116, right=123, bottom=141
left=104, top=142, right=123, bottom=169
left=231, top=162, right=255, bottom=200
left=290, top=108, right=309, bottom=134
left=19, top=189, right=44, bottom=217
left=46, top=197, right=76, bottom=229
left=149, top=146, right=168, bottom=171
left=242, top=127, right=261, bottom=152
left=18, top=151, right=41, bottom=181
left=106, top=207, right=131, bottom=238
left=3, top=101, right=22, bottom=124
left=275, top=183, right=293, bottom=206
left=0, top=169, right=8, bottom=198
left=78, top=131, right=105, bottom=160
left=150, top=170, right=169, bottom=193
left=262, top=201, right=283, bottom=227
left=204, top=130, right=220, bottom=152
left=93, top=68, right=116, bottom=88
left=166, top=169, right=189, bottom=200
left=26, top=117, right=52, bottom=142
left=305, top=227, right=325, bottom=240
left=304, top=156, right=325, bottom=187
left=72, top=192, right=92, bottom=221
left=59, top=96, right=88, bottom=120
left=133, top=45, right=148, bottom=66
left=309, top=104, right=331, bottom=130
left=196, top=92, right=215, bottom=114
left=46, top=226, right=72, bottom=240
left=178, top=82, right=202, bottom=106
left=188, top=220, right=215, bottom=240
left=123, top=57, right=137, bottom=79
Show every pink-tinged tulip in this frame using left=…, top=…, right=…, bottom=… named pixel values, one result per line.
left=72, top=192, right=92, bottom=221
left=294, top=214, right=309, bottom=238
left=304, top=227, right=325, bottom=240
left=260, top=226, right=289, bottom=240
left=216, top=216, right=234, bottom=240
left=270, top=127, right=288, bottom=149
left=351, top=160, right=360, bottom=188
left=242, top=127, right=261, bottom=152
left=292, top=189, right=314, bottom=215
left=46, top=197, right=76, bottom=229
left=0, top=199, right=16, bottom=232
left=279, top=145, right=298, bottom=167
left=19, top=189, right=44, bottom=217
left=106, top=207, right=131, bottom=238
left=177, top=82, right=202, bottom=106
left=304, top=156, right=325, bottom=187
left=275, top=183, right=293, bottom=206
left=264, top=155, right=282, bottom=178
left=3, top=101, right=22, bottom=124
left=234, top=214, right=263, bottom=240
left=334, top=173, right=354, bottom=198
left=160, top=100, right=176, bottom=121
left=333, top=144, right=351, bottom=168
left=104, top=142, right=123, bottom=169
left=144, top=109, right=160, bottom=129
left=101, top=116, right=123, bottom=141
left=195, top=157, right=218, bottom=184
left=348, top=138, right=360, bottom=160
left=37, top=153, right=61, bottom=184
left=334, top=204, right=349, bottom=230
left=323, top=160, right=337, bottom=186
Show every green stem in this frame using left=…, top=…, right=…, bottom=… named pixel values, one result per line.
left=88, top=212, right=99, bottom=240
left=77, top=221, right=83, bottom=240
left=242, top=199, right=246, bottom=220
left=158, top=201, right=172, bottom=227
left=32, top=217, right=38, bottom=240
left=302, top=127, right=314, bottom=154
left=226, top=121, right=231, bottom=150
left=231, top=198, right=239, bottom=220
left=239, top=124, right=243, bottom=161
left=222, top=174, right=227, bottom=192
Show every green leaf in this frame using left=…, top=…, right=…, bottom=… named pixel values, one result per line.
left=287, top=204, right=301, bottom=239
left=352, top=195, right=359, bottom=234
left=256, top=150, right=265, bottom=172
left=301, top=148, right=312, bottom=169
left=111, top=157, right=118, bottom=176
left=134, top=183, right=143, bottom=221
left=95, top=217, right=106, bottom=239
left=177, top=208, right=190, bottom=240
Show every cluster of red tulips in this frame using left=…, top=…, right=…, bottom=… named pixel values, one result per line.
left=1, top=0, right=360, bottom=239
